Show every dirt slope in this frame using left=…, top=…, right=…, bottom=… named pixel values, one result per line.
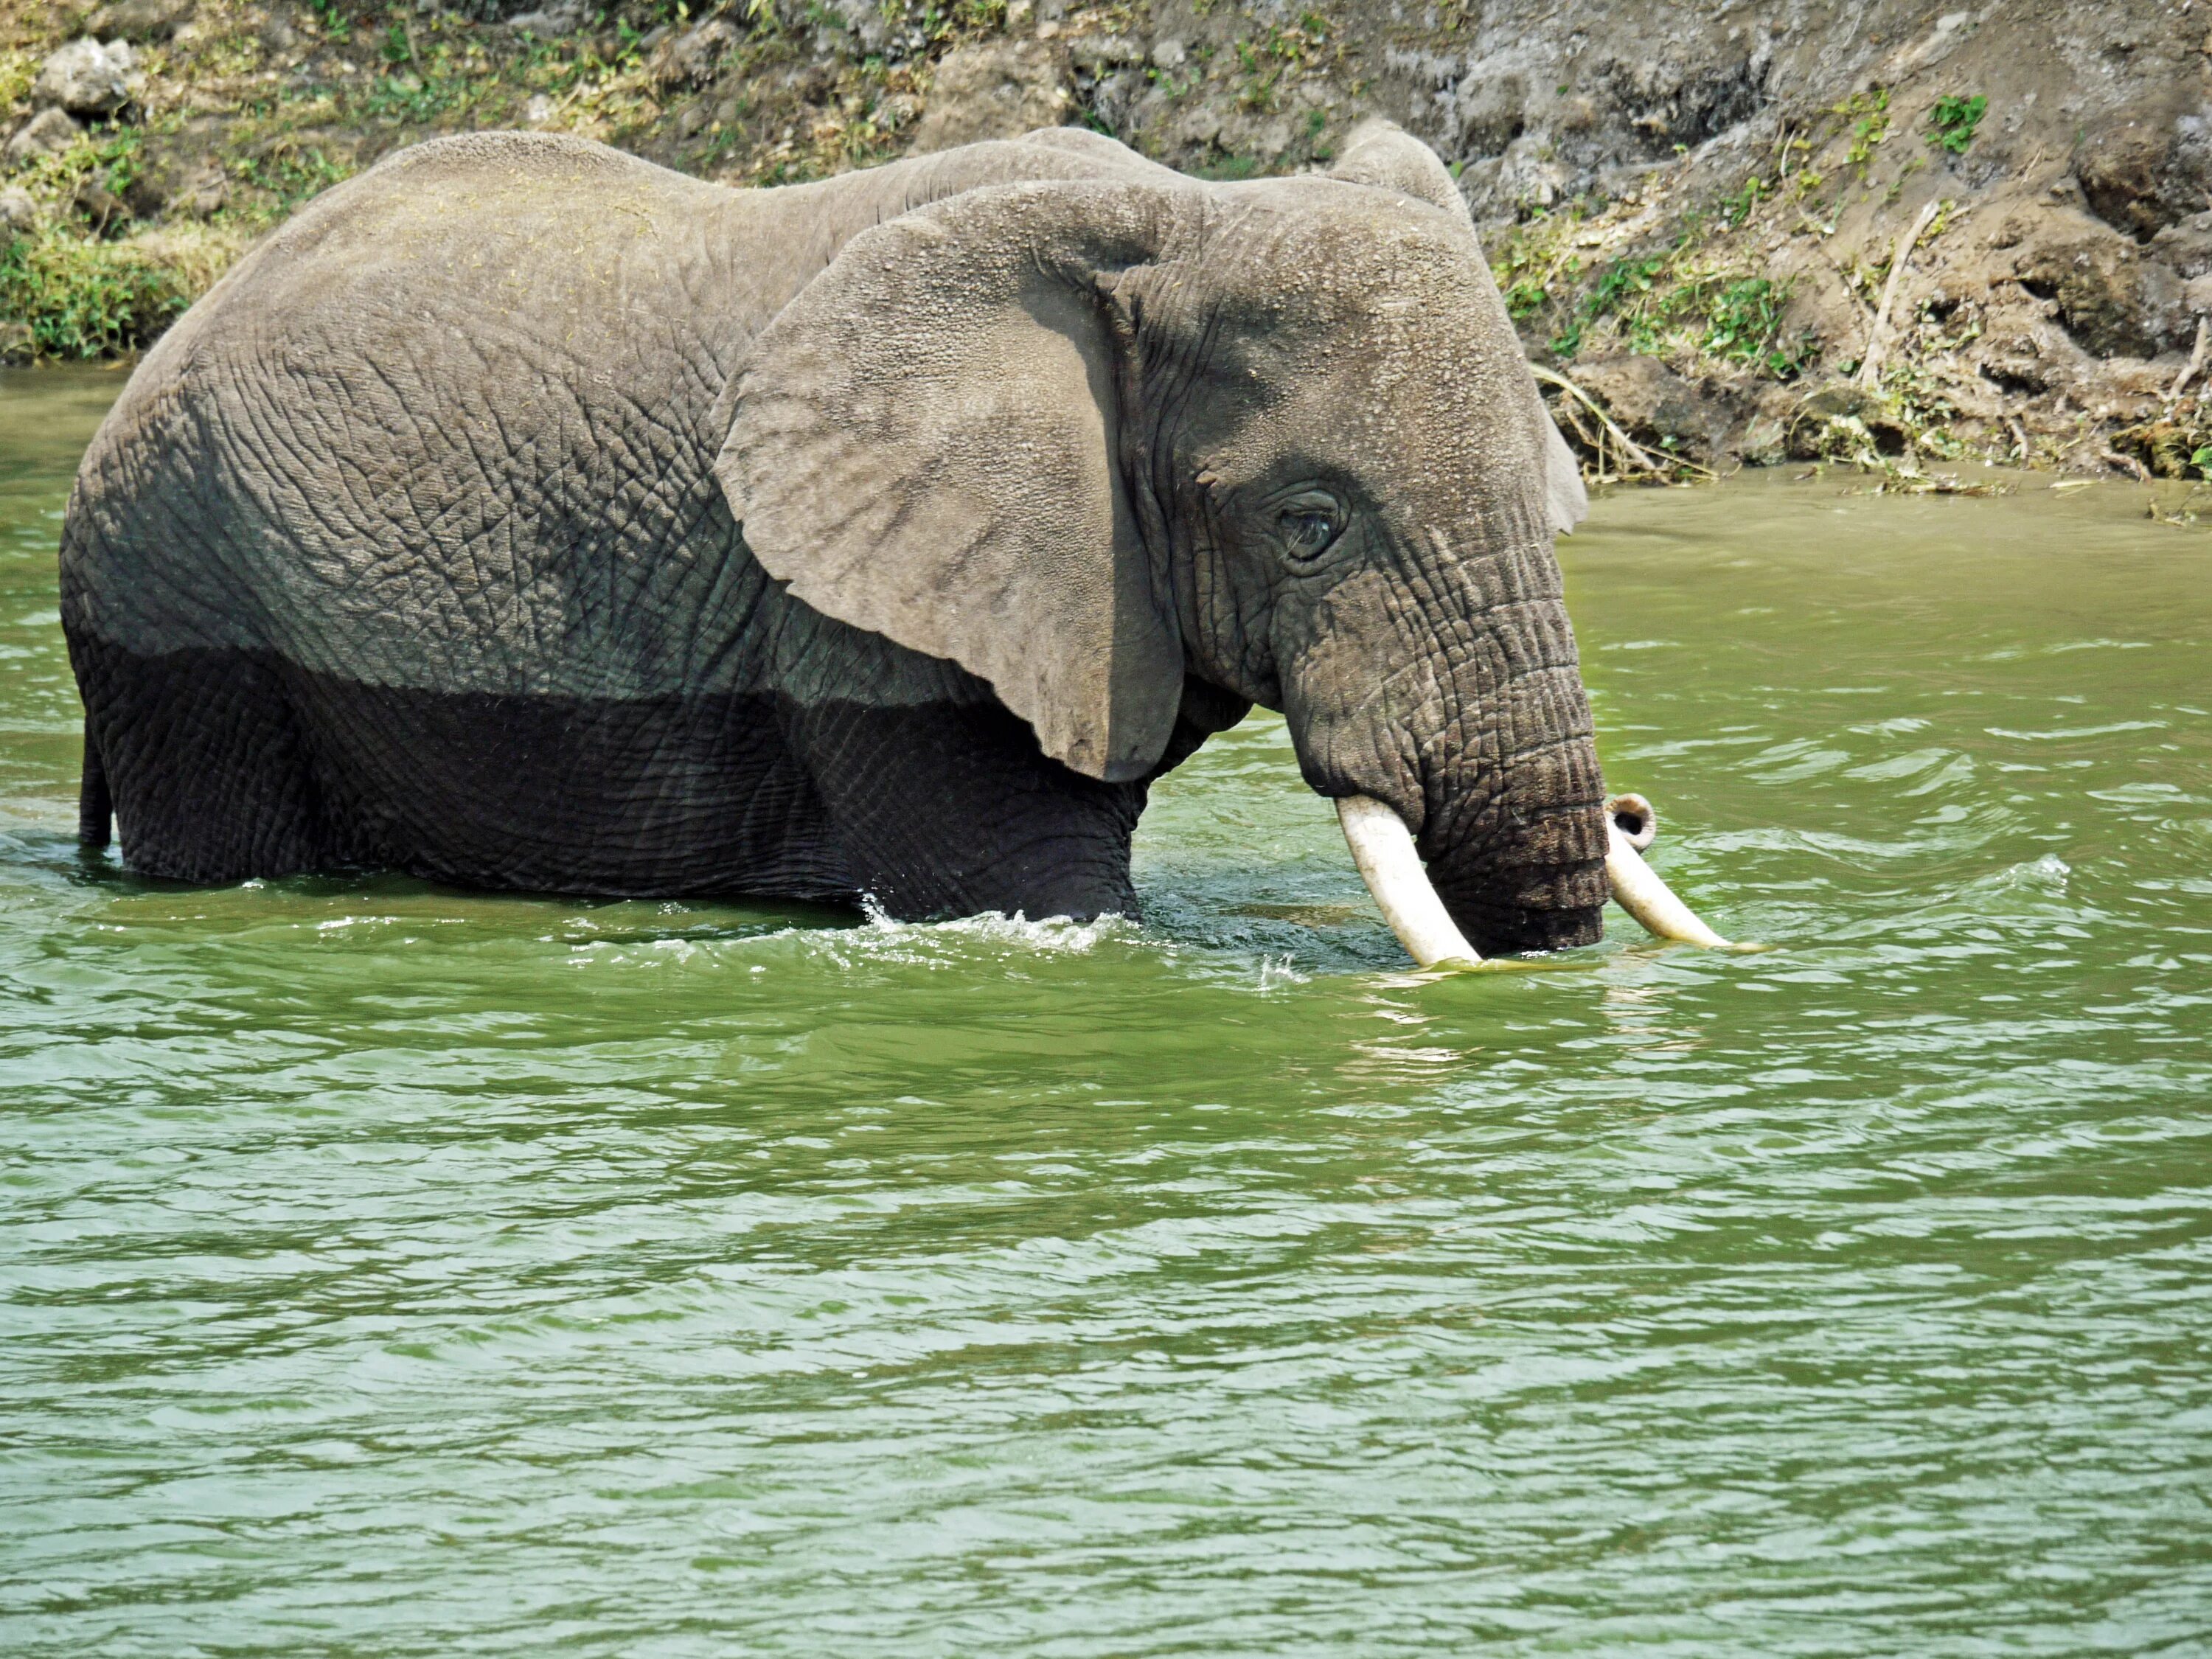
left=3, top=0, right=2208, bottom=480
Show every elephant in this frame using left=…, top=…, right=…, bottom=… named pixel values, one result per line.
left=60, top=118, right=1727, bottom=961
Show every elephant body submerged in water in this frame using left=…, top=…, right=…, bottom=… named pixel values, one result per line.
left=63, top=120, right=1649, bottom=958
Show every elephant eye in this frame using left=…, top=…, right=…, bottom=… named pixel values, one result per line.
left=1276, top=493, right=1343, bottom=562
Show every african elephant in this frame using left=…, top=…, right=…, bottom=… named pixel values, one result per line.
left=60, top=119, right=1719, bottom=960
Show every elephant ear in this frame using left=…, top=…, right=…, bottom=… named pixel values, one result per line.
left=1327, top=119, right=1473, bottom=229
left=1543, top=411, right=1589, bottom=535
left=717, top=181, right=1194, bottom=783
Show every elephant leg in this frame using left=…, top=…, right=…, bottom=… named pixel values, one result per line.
left=66, top=633, right=333, bottom=882
left=782, top=696, right=1147, bottom=922
left=78, top=731, right=111, bottom=849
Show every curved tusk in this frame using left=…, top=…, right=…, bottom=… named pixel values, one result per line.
left=1603, top=797, right=1738, bottom=949
left=1337, top=796, right=1481, bottom=969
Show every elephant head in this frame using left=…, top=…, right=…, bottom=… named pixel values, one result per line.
left=717, top=124, right=1642, bottom=957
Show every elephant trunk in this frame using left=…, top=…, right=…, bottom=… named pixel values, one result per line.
left=1285, top=554, right=1612, bottom=959
left=1409, top=583, right=1611, bottom=956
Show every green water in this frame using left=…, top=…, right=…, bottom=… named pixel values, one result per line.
left=4, top=366, right=2209, bottom=1655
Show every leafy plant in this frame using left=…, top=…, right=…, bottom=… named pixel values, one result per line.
left=1834, top=88, right=1890, bottom=173
left=364, top=72, right=464, bottom=123
left=1503, top=279, right=1548, bottom=319
left=1722, top=173, right=1767, bottom=228
left=90, top=128, right=146, bottom=198
left=231, top=145, right=350, bottom=216
left=1927, top=94, right=1987, bottom=154
left=1703, top=277, right=1812, bottom=378
left=1586, top=254, right=1665, bottom=319
left=0, top=231, right=193, bottom=357
left=2193, top=443, right=2212, bottom=484
left=308, top=0, right=352, bottom=44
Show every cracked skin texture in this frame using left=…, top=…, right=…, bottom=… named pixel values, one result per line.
left=62, top=122, right=1609, bottom=950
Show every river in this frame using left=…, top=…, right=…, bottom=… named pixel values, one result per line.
left=4, top=365, right=2208, bottom=1655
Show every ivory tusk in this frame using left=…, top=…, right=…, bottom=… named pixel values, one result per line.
left=1602, top=792, right=1739, bottom=949
left=1336, top=796, right=1481, bottom=968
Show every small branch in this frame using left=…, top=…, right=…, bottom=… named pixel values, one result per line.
left=1529, top=364, right=1716, bottom=481
left=2168, top=316, right=2209, bottom=400
left=1857, top=198, right=1944, bottom=390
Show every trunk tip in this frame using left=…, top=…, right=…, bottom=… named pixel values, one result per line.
left=1605, top=792, right=1657, bottom=851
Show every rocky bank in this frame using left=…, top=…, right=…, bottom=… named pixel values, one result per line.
left=4, top=0, right=2211, bottom=482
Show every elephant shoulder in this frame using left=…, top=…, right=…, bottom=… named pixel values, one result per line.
left=241, top=131, right=717, bottom=278
left=340, top=130, right=692, bottom=206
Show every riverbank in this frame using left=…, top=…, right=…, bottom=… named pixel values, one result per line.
left=4, top=0, right=2210, bottom=481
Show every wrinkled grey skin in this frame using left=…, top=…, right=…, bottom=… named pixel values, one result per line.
left=62, top=120, right=1608, bottom=953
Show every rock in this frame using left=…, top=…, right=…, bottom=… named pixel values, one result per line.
left=1068, top=34, right=1143, bottom=72
left=32, top=39, right=140, bottom=119
left=2012, top=217, right=2191, bottom=357
left=169, top=164, right=226, bottom=218
left=911, top=41, right=1069, bottom=153
left=2078, top=102, right=2212, bottom=241
left=2149, top=212, right=2212, bottom=279
left=1150, top=38, right=1186, bottom=72
left=0, top=321, right=34, bottom=364
left=1457, top=71, right=1529, bottom=156
left=820, top=0, right=888, bottom=55
left=502, top=0, right=587, bottom=37
left=647, top=20, right=739, bottom=91
left=1563, top=355, right=1732, bottom=461
left=86, top=0, right=193, bottom=43
left=1730, top=407, right=1789, bottom=466
left=0, top=187, right=36, bottom=237
left=1088, top=69, right=1143, bottom=133
left=72, top=178, right=130, bottom=232
left=6, top=108, right=84, bottom=165
left=121, top=170, right=166, bottom=220
left=1495, top=133, right=1569, bottom=210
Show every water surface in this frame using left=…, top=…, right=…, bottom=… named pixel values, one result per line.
left=4, top=367, right=2209, bottom=1655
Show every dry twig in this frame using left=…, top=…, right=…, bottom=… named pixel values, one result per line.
left=2169, top=317, right=2210, bottom=400
left=1857, top=198, right=1944, bottom=389
left=1531, top=364, right=1716, bottom=481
